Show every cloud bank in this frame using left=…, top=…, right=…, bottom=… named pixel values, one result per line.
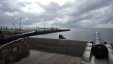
left=0, top=0, right=113, bottom=28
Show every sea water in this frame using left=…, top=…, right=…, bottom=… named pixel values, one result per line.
left=30, top=28, right=113, bottom=42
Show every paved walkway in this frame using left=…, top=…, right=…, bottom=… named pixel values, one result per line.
left=15, top=50, right=81, bottom=64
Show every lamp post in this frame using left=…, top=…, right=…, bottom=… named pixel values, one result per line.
left=19, top=18, right=22, bottom=31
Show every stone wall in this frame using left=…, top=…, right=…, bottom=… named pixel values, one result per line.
left=0, top=38, right=30, bottom=64
left=28, top=38, right=87, bottom=57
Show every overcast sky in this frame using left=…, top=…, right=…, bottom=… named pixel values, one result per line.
left=0, top=0, right=113, bottom=28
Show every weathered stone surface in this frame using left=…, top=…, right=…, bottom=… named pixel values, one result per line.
left=0, top=38, right=30, bottom=64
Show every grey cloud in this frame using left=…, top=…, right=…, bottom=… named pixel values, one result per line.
left=38, top=0, right=113, bottom=28
left=0, top=0, right=113, bottom=28
left=39, top=2, right=62, bottom=12
left=71, top=0, right=112, bottom=16
left=0, top=3, right=20, bottom=13
left=0, top=2, right=40, bottom=26
left=40, top=0, right=113, bottom=28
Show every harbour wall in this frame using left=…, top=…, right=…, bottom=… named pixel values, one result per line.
left=27, top=38, right=87, bottom=57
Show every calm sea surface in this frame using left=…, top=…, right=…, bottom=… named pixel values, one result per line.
left=30, top=28, right=113, bottom=42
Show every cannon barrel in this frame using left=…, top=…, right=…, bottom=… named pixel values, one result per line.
left=0, top=31, right=37, bottom=44
left=0, top=30, right=60, bottom=45
left=0, top=29, right=69, bottom=45
left=91, top=32, right=108, bottom=59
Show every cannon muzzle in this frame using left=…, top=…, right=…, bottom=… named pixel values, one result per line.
left=91, top=32, right=108, bottom=59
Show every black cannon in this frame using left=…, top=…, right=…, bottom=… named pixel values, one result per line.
left=0, top=30, right=61, bottom=45
left=59, top=34, right=65, bottom=39
left=0, top=31, right=37, bottom=45
left=0, top=29, right=69, bottom=45
left=91, top=32, right=108, bottom=59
